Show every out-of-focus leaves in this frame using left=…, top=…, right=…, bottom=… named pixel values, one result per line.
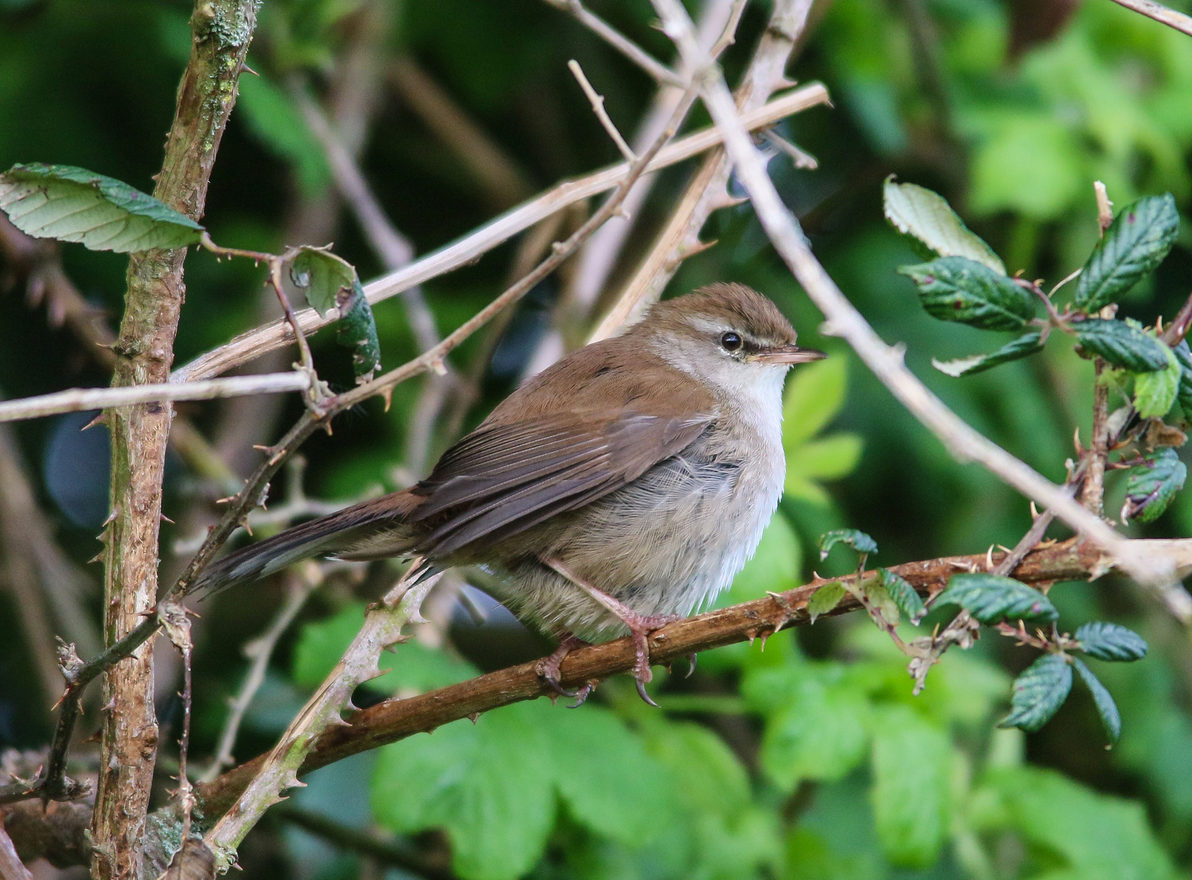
left=883, top=178, right=1005, bottom=273
left=933, top=573, right=1058, bottom=623
left=899, top=256, right=1035, bottom=330
left=1074, top=659, right=1123, bottom=745
left=870, top=707, right=951, bottom=867
left=1075, top=194, right=1178, bottom=312
left=0, top=162, right=204, bottom=252
left=1000, top=653, right=1073, bottom=732
left=1071, top=318, right=1171, bottom=371
left=1074, top=622, right=1149, bottom=662
left=932, top=330, right=1046, bottom=377
left=237, top=73, right=332, bottom=194
left=783, top=356, right=863, bottom=505
left=1122, top=448, right=1186, bottom=523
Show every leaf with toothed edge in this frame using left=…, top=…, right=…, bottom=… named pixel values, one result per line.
left=807, top=583, right=847, bottom=623
left=899, top=256, right=1035, bottom=330
left=999, top=653, right=1073, bottom=732
left=1074, top=658, right=1123, bottom=744
left=932, top=330, right=1045, bottom=377
left=1122, top=448, right=1186, bottom=524
left=818, top=528, right=877, bottom=560
left=1075, top=193, right=1179, bottom=312
left=933, top=573, right=1057, bottom=623
left=883, top=178, right=1006, bottom=273
left=0, top=162, right=205, bottom=252
left=1072, top=318, right=1171, bottom=372
left=879, top=568, right=926, bottom=624
left=1074, top=621, right=1149, bottom=662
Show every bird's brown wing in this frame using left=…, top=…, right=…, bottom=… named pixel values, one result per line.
left=408, top=407, right=715, bottom=557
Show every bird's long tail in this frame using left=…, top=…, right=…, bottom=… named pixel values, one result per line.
left=186, top=491, right=422, bottom=598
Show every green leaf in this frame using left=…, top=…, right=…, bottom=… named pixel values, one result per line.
left=818, top=529, right=878, bottom=560
left=882, top=178, right=1006, bottom=273
left=1072, top=318, right=1171, bottom=371
left=1074, top=659, right=1122, bottom=745
left=932, top=330, right=1045, bottom=377
left=754, top=671, right=870, bottom=790
left=1122, top=448, right=1186, bottom=524
left=808, top=583, right=847, bottom=623
left=933, top=573, right=1058, bottom=623
left=1172, top=340, right=1192, bottom=414
left=870, top=707, right=951, bottom=867
left=898, top=257, right=1035, bottom=330
left=288, top=245, right=358, bottom=314
left=288, top=248, right=382, bottom=382
left=1075, top=194, right=1179, bottom=312
left=783, top=353, right=849, bottom=447
left=336, top=277, right=382, bottom=382
left=878, top=568, right=926, bottom=624
left=999, top=654, right=1073, bottom=732
left=0, top=162, right=204, bottom=252
left=371, top=701, right=556, bottom=880
left=1133, top=342, right=1181, bottom=417
left=1074, top=622, right=1149, bottom=662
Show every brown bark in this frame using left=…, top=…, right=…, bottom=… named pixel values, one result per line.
left=91, top=3, right=259, bottom=878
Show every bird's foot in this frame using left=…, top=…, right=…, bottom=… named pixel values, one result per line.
left=538, top=636, right=594, bottom=707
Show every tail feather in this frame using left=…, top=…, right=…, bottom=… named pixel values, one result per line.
left=188, top=491, right=421, bottom=597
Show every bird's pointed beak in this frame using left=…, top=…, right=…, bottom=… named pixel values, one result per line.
left=749, top=344, right=828, bottom=365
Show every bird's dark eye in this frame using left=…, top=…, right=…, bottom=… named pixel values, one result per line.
left=720, top=331, right=743, bottom=352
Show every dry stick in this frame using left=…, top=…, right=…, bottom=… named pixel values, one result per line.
left=193, top=535, right=1192, bottom=818
left=568, top=60, right=637, bottom=162
left=590, top=0, right=817, bottom=340
left=0, top=373, right=312, bottom=423
left=541, top=0, right=682, bottom=85
left=650, top=0, right=1192, bottom=621
left=1108, top=0, right=1192, bottom=36
left=172, top=84, right=831, bottom=384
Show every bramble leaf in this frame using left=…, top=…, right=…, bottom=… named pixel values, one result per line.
left=878, top=568, right=926, bottom=624
left=899, top=257, right=1035, bottom=330
left=999, top=653, right=1073, bottom=732
left=288, top=247, right=381, bottom=382
left=1074, top=659, right=1122, bottom=744
left=1133, top=343, right=1181, bottom=418
left=1074, top=621, right=1148, bottom=662
left=883, top=178, right=1006, bottom=273
left=932, top=330, right=1045, bottom=377
left=818, top=529, right=877, bottom=560
left=1075, top=193, right=1179, bottom=312
left=933, top=573, right=1057, bottom=623
left=807, top=583, right=847, bottom=623
left=1072, top=318, right=1170, bottom=372
left=0, top=162, right=204, bottom=252
left=1122, top=448, right=1186, bottom=524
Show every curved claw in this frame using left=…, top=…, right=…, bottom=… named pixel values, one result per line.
left=635, top=678, right=661, bottom=707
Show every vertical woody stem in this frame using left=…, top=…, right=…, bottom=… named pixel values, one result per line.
left=92, top=3, right=259, bottom=878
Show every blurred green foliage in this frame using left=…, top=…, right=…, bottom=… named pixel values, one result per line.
left=2, top=0, right=1192, bottom=878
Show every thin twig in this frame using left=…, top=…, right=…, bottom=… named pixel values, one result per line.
left=1107, top=0, right=1192, bottom=37
left=568, top=60, right=636, bottom=161
left=172, top=84, right=831, bottom=383
left=540, top=0, right=682, bottom=85
left=0, top=373, right=312, bottom=424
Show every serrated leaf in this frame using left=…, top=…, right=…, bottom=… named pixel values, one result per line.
left=1075, top=193, right=1179, bottom=311
left=878, top=568, right=926, bottom=624
left=336, top=278, right=382, bottom=382
left=1074, top=621, right=1148, bottom=662
left=818, top=528, right=878, bottom=559
left=1122, top=448, right=1186, bottom=523
left=1133, top=342, right=1181, bottom=417
left=933, top=573, right=1058, bottom=623
left=1172, top=340, right=1192, bottom=413
left=1072, top=318, right=1171, bottom=372
left=807, top=583, right=847, bottom=623
left=0, top=162, right=204, bottom=252
left=932, top=330, right=1046, bottom=377
left=870, top=706, right=951, bottom=867
left=999, top=653, right=1073, bottom=732
left=1074, top=659, right=1122, bottom=744
left=899, top=257, right=1035, bottom=330
left=883, top=178, right=1006, bottom=273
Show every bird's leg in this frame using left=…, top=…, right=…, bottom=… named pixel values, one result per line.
left=542, top=557, right=679, bottom=706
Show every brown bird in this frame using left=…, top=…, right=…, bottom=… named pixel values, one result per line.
left=192, top=283, right=825, bottom=702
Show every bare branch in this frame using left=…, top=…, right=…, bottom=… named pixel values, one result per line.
left=568, top=60, right=636, bottom=161
left=1108, top=0, right=1192, bottom=36
left=540, top=0, right=681, bottom=85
